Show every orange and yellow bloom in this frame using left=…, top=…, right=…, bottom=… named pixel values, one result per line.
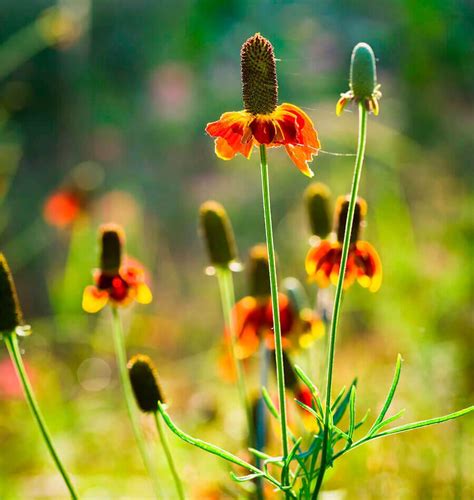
left=206, top=33, right=320, bottom=177
left=82, top=224, right=152, bottom=313
left=306, top=196, right=382, bottom=292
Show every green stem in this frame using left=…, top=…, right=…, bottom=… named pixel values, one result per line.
left=111, top=307, right=161, bottom=498
left=259, top=144, right=290, bottom=488
left=215, top=267, right=254, bottom=444
left=312, top=104, right=368, bottom=499
left=153, top=411, right=185, bottom=500
left=4, top=333, right=79, bottom=499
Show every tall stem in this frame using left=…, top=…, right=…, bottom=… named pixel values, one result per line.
left=259, top=144, right=290, bottom=484
left=153, top=412, right=185, bottom=500
left=312, top=104, right=368, bottom=499
left=111, top=307, right=161, bottom=498
left=215, top=267, right=253, bottom=444
left=4, top=333, right=79, bottom=499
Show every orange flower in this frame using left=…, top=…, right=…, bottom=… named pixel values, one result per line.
left=205, top=33, right=320, bottom=177
left=82, top=224, right=152, bottom=313
left=43, top=189, right=83, bottom=228
left=306, top=196, right=382, bottom=292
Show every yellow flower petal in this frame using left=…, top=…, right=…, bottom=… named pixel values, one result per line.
left=82, top=286, right=108, bottom=313
left=136, top=283, right=152, bottom=304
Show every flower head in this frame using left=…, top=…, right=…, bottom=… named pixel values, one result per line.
left=0, top=254, right=26, bottom=335
left=206, top=33, right=320, bottom=177
left=305, top=196, right=382, bottom=292
left=82, top=224, right=152, bottom=313
left=128, top=354, right=165, bottom=413
left=43, top=188, right=83, bottom=228
left=336, top=42, right=382, bottom=116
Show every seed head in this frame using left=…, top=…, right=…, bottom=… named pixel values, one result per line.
left=248, top=244, right=271, bottom=298
left=199, top=201, right=238, bottom=268
left=99, top=223, right=124, bottom=275
left=241, top=33, right=278, bottom=115
left=0, top=254, right=24, bottom=333
left=335, top=196, right=367, bottom=244
left=304, top=183, right=332, bottom=238
left=128, top=354, right=165, bottom=413
left=350, top=43, right=377, bottom=101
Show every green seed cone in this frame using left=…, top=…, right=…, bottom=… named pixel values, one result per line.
left=128, top=354, right=165, bottom=413
left=350, top=42, right=377, bottom=101
left=304, top=183, right=332, bottom=238
left=199, top=201, right=238, bottom=267
left=241, top=33, right=278, bottom=115
left=100, top=223, right=124, bottom=275
left=248, top=244, right=271, bottom=298
left=336, top=197, right=366, bottom=244
left=0, top=254, right=24, bottom=332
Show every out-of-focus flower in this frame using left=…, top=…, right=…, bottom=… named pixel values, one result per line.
left=226, top=245, right=323, bottom=361
left=306, top=196, right=382, bottom=292
left=304, top=182, right=332, bottom=239
left=128, top=354, right=165, bottom=413
left=206, top=33, right=320, bottom=177
left=43, top=188, right=83, bottom=228
left=36, top=7, right=82, bottom=49
left=82, top=224, right=152, bottom=313
left=336, top=42, right=381, bottom=116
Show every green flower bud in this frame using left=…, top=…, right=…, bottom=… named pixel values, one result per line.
left=128, top=354, right=165, bottom=413
left=304, top=183, right=332, bottom=238
left=0, top=254, right=24, bottom=333
left=199, top=201, right=238, bottom=268
left=248, top=244, right=271, bottom=298
left=241, top=33, right=278, bottom=115
left=100, top=223, right=124, bottom=275
left=350, top=42, right=377, bottom=101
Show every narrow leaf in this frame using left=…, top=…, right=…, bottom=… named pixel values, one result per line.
left=262, top=386, right=279, bottom=419
left=348, top=385, right=356, bottom=441
left=369, top=409, right=405, bottom=436
left=294, top=364, right=324, bottom=416
left=368, top=354, right=402, bottom=434
left=294, top=399, right=324, bottom=427
left=230, top=472, right=264, bottom=483
left=331, top=386, right=346, bottom=412
left=333, top=378, right=358, bottom=425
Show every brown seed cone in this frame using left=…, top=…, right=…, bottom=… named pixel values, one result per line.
left=128, top=354, right=165, bottom=413
left=0, top=254, right=24, bottom=332
left=100, top=223, right=124, bottom=275
left=335, top=197, right=367, bottom=244
left=241, top=33, right=278, bottom=115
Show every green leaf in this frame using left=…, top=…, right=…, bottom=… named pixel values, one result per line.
left=333, top=378, right=358, bottom=425
left=262, top=386, right=279, bottom=419
left=294, top=364, right=324, bottom=416
left=331, top=386, right=346, bottom=412
left=369, top=409, right=405, bottom=436
left=248, top=448, right=280, bottom=462
left=368, top=354, right=402, bottom=434
left=230, top=472, right=264, bottom=483
left=294, top=399, right=324, bottom=427
left=373, top=406, right=474, bottom=439
left=348, top=385, right=356, bottom=441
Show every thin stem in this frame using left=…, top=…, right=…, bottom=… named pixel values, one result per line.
left=111, top=307, right=161, bottom=498
left=312, top=104, right=368, bottom=499
left=153, top=411, right=185, bottom=500
left=215, top=267, right=254, bottom=443
left=4, top=333, right=79, bottom=499
left=259, top=144, right=290, bottom=488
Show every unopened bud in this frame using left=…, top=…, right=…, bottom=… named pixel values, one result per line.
left=248, top=244, right=271, bottom=298
left=350, top=43, right=377, bottom=102
left=335, top=196, right=367, bottom=244
left=99, top=223, right=124, bottom=275
left=304, top=183, right=332, bottom=238
left=241, top=33, right=278, bottom=115
left=199, top=201, right=238, bottom=268
left=0, top=254, right=24, bottom=332
left=128, top=354, right=165, bottom=413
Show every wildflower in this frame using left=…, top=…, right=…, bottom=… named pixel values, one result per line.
left=336, top=42, right=381, bottom=116
left=128, top=354, right=165, bottom=413
left=206, top=33, right=320, bottom=177
left=199, top=200, right=241, bottom=272
left=43, top=188, right=83, bottom=228
left=82, top=224, right=152, bottom=313
left=305, top=196, right=382, bottom=292
left=228, top=245, right=323, bottom=360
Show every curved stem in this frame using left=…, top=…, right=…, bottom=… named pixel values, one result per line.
left=215, top=267, right=254, bottom=443
left=111, top=307, right=161, bottom=498
left=312, top=104, right=368, bottom=499
left=259, top=144, right=290, bottom=489
left=153, top=411, right=185, bottom=500
left=4, top=333, right=79, bottom=499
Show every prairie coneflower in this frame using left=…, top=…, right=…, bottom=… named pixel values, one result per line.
left=43, top=188, right=83, bottom=228
left=82, top=224, right=152, bottom=313
left=206, top=33, right=320, bottom=177
left=305, top=196, right=382, bottom=292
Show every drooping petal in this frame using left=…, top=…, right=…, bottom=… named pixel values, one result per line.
left=278, top=103, right=320, bottom=150
left=136, top=283, right=153, bottom=304
left=82, top=286, right=108, bottom=313
left=284, top=144, right=315, bottom=177
left=353, top=241, right=382, bottom=292
left=249, top=117, right=276, bottom=144
left=336, top=97, right=348, bottom=116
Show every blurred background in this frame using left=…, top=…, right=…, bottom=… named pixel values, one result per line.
left=0, top=0, right=473, bottom=498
